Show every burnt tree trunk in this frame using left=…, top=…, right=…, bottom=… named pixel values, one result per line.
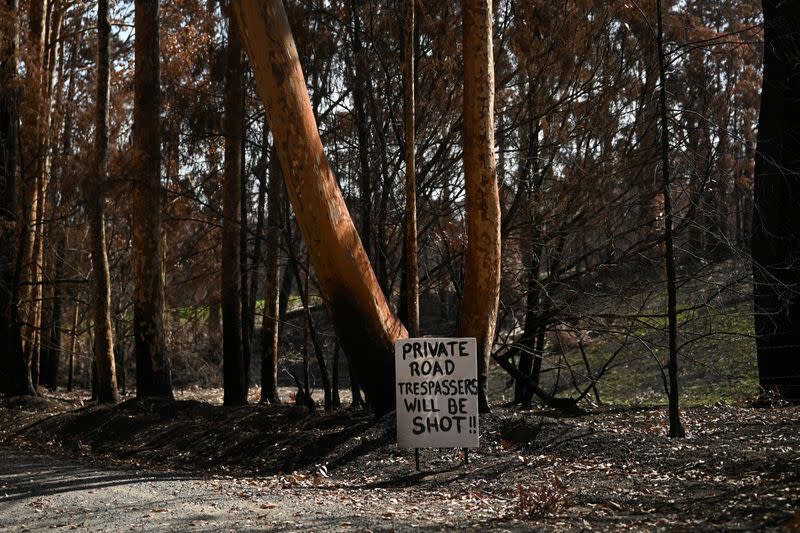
left=260, top=144, right=282, bottom=404
left=87, top=0, right=119, bottom=403
left=752, top=0, right=800, bottom=401
left=656, top=0, right=684, bottom=437
left=15, top=0, right=49, bottom=396
left=132, top=0, right=172, bottom=398
left=402, top=0, right=419, bottom=338
left=222, top=3, right=247, bottom=406
left=347, top=0, right=374, bottom=268
left=0, top=0, right=30, bottom=395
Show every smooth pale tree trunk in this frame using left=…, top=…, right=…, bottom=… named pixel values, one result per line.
left=260, top=144, right=281, bottom=404
left=457, top=0, right=501, bottom=413
left=233, top=0, right=407, bottom=415
left=222, top=3, right=247, bottom=406
left=402, top=0, right=419, bottom=338
left=752, top=0, right=800, bottom=401
left=86, top=0, right=119, bottom=404
left=0, top=0, right=30, bottom=395
left=132, top=0, right=172, bottom=398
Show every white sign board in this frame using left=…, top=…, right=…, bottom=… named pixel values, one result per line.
left=395, top=337, right=479, bottom=448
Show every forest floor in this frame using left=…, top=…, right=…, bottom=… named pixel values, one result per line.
left=1, top=392, right=799, bottom=531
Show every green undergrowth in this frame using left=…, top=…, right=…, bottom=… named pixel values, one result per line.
left=490, top=272, right=759, bottom=408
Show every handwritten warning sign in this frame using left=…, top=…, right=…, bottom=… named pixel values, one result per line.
left=395, top=337, right=479, bottom=448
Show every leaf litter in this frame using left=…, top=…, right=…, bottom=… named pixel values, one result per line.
left=1, top=393, right=798, bottom=530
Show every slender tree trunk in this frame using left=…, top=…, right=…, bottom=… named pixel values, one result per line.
left=332, top=339, right=341, bottom=408
left=248, top=122, right=268, bottom=399
left=233, top=1, right=407, bottom=415
left=458, top=0, right=501, bottom=413
left=222, top=2, right=247, bottom=406
left=348, top=0, right=373, bottom=268
left=752, top=0, right=800, bottom=401
left=67, top=301, right=78, bottom=392
left=132, top=0, right=172, bottom=398
left=402, top=0, right=419, bottom=338
left=40, top=234, right=63, bottom=390
left=260, top=143, right=281, bottom=404
left=14, top=0, right=48, bottom=396
left=86, top=0, right=119, bottom=404
left=656, top=0, right=685, bottom=437
left=240, top=92, right=252, bottom=393
left=26, top=1, right=62, bottom=389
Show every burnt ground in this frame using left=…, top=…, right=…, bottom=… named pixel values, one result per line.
left=1, top=392, right=799, bottom=531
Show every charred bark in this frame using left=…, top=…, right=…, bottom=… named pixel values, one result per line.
left=260, top=144, right=282, bottom=404
left=132, top=0, right=172, bottom=398
left=752, top=0, right=800, bottom=401
left=402, top=0, right=419, bottom=338
left=222, top=3, right=247, bottom=406
left=88, top=0, right=119, bottom=404
left=0, top=0, right=30, bottom=395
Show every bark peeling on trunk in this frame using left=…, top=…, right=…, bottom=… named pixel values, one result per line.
left=233, top=0, right=407, bottom=415
left=458, top=0, right=501, bottom=413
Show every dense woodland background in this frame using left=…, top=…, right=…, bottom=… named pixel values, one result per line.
left=1, top=0, right=798, bottom=435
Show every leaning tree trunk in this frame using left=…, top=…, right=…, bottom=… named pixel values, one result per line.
left=752, top=0, right=800, bottom=401
left=233, top=0, right=407, bottom=415
left=222, top=2, right=247, bottom=406
left=457, top=0, right=501, bottom=413
left=132, top=0, right=172, bottom=398
left=87, top=0, right=119, bottom=404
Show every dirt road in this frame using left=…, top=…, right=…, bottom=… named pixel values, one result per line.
left=0, top=447, right=521, bottom=532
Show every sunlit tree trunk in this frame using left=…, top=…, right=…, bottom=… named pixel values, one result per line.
left=132, top=0, right=172, bottom=398
left=222, top=2, right=247, bottom=406
left=87, top=0, right=119, bottom=404
left=15, top=0, right=48, bottom=395
left=752, top=0, right=800, bottom=401
left=233, top=0, right=407, bottom=415
left=457, top=0, right=501, bottom=413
